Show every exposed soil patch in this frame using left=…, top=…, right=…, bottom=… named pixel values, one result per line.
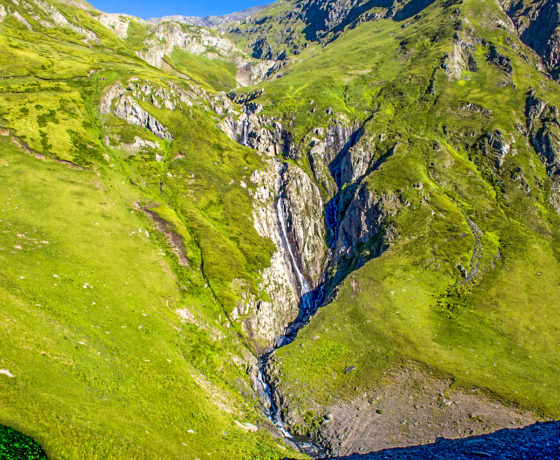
left=314, top=366, right=535, bottom=457
left=138, top=203, right=190, bottom=266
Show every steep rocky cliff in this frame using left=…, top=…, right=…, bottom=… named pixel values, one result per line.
left=501, top=0, right=560, bottom=79
left=1, top=0, right=560, bottom=458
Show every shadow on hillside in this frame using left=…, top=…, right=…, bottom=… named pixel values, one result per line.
left=325, top=421, right=560, bottom=459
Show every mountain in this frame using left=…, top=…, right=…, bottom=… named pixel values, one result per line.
left=148, top=5, right=270, bottom=28
left=0, top=0, right=559, bottom=458
left=501, top=0, right=560, bottom=79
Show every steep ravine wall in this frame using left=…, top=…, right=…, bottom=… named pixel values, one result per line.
left=220, top=102, right=397, bottom=349
left=217, top=98, right=548, bottom=457
left=218, top=100, right=404, bottom=457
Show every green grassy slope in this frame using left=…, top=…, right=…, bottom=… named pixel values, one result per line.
left=0, top=141, right=278, bottom=458
left=239, top=0, right=560, bottom=432
left=1, top=0, right=560, bottom=455
left=0, top=0, right=296, bottom=457
left=166, top=48, right=239, bottom=92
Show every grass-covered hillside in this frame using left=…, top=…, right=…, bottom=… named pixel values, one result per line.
left=1, top=0, right=560, bottom=457
left=225, top=0, right=560, bottom=445
left=0, top=0, right=298, bottom=457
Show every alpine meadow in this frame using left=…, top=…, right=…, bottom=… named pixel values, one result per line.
left=0, top=0, right=560, bottom=458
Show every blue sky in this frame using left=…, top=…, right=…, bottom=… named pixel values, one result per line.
left=90, top=0, right=263, bottom=19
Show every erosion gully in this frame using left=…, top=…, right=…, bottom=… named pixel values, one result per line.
left=240, top=115, right=335, bottom=457
left=254, top=175, right=332, bottom=458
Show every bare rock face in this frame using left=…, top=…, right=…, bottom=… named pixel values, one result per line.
left=138, top=22, right=239, bottom=68
left=33, top=0, right=99, bottom=42
left=114, top=95, right=173, bottom=141
left=95, top=13, right=141, bottom=39
left=148, top=5, right=268, bottom=28
left=282, top=163, right=327, bottom=287
left=487, top=45, right=513, bottom=75
left=332, top=183, right=399, bottom=265
left=239, top=161, right=301, bottom=348
left=475, top=130, right=512, bottom=169
left=235, top=60, right=278, bottom=87
left=119, top=136, right=160, bottom=153
left=236, top=159, right=326, bottom=346
left=136, top=21, right=275, bottom=87
left=442, top=38, right=479, bottom=80
left=220, top=104, right=297, bottom=157
left=220, top=101, right=402, bottom=346
left=525, top=89, right=560, bottom=211
left=502, top=0, right=560, bottom=79
left=100, top=82, right=174, bottom=141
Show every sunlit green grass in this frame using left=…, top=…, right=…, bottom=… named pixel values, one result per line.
left=254, top=0, right=560, bottom=433
left=168, top=48, right=239, bottom=92
left=0, top=3, right=296, bottom=457
left=0, top=141, right=295, bottom=458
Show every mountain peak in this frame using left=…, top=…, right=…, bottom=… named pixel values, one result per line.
left=147, top=4, right=270, bottom=28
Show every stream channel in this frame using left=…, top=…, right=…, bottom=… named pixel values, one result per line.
left=254, top=173, right=331, bottom=458
left=240, top=115, right=332, bottom=457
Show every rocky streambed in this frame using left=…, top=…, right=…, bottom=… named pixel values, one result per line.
left=253, top=182, right=329, bottom=458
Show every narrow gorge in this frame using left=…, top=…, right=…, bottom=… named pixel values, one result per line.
left=1, top=0, right=560, bottom=458
left=220, top=98, right=398, bottom=455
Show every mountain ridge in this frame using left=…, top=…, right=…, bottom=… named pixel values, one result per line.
left=0, top=0, right=559, bottom=458
left=148, top=4, right=271, bottom=28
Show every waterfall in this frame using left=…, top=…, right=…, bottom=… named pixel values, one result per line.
left=241, top=112, right=250, bottom=147
left=253, top=162, right=327, bottom=458
left=276, top=195, right=310, bottom=296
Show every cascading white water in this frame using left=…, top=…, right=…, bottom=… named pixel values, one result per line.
left=250, top=177, right=328, bottom=457
left=241, top=113, right=250, bottom=147
left=276, top=195, right=310, bottom=296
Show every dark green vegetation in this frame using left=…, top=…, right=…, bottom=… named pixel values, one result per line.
left=0, top=425, right=47, bottom=460
left=0, top=0, right=560, bottom=457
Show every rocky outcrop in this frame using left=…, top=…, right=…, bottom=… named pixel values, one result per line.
left=95, top=13, right=142, bottom=39
left=475, top=130, right=512, bottom=169
left=501, top=0, right=560, bottom=79
left=139, top=22, right=239, bottom=68
left=113, top=95, right=172, bottom=141
left=442, top=38, right=478, bottom=79
left=220, top=103, right=297, bottom=156
left=282, top=164, right=327, bottom=287
left=137, top=21, right=275, bottom=87
left=119, top=136, right=160, bottom=153
left=238, top=161, right=302, bottom=347
left=487, top=45, right=513, bottom=75
left=236, top=155, right=327, bottom=346
left=149, top=5, right=268, bottom=28
left=33, top=0, right=99, bottom=43
left=221, top=100, right=403, bottom=351
left=332, top=184, right=398, bottom=265
left=100, top=82, right=174, bottom=141
left=525, top=89, right=560, bottom=211
left=235, top=61, right=279, bottom=87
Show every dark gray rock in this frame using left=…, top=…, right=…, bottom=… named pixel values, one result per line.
left=487, top=45, right=513, bottom=75
left=502, top=0, right=560, bottom=79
